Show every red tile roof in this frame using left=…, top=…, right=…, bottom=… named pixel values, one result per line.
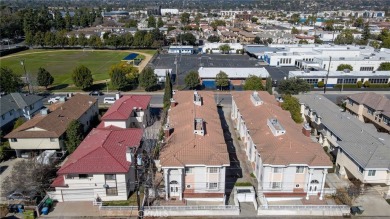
left=58, top=128, right=143, bottom=174
left=101, top=95, right=151, bottom=120
left=51, top=175, right=67, bottom=187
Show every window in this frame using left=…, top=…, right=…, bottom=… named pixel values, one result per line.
left=186, top=185, right=191, bottom=188
left=50, top=138, right=56, bottom=142
left=368, top=170, right=376, bottom=176
left=360, top=66, right=374, bottom=71
left=296, top=184, right=300, bottom=188
left=29, top=105, right=34, bottom=110
left=306, top=79, right=319, bottom=84
left=272, top=182, right=282, bottom=189
left=105, top=174, right=116, bottom=180
left=337, top=78, right=357, bottom=84
left=367, top=108, right=374, bottom=115
left=368, top=78, right=389, bottom=84
left=296, top=166, right=305, bottom=173
left=11, top=138, right=17, bottom=142
left=79, top=174, right=89, bottom=179
left=185, top=167, right=193, bottom=174
left=208, top=167, right=219, bottom=173
left=208, top=182, right=218, bottom=189
left=106, top=187, right=118, bottom=196
left=65, top=174, right=74, bottom=179
left=358, top=166, right=364, bottom=174
left=273, top=167, right=283, bottom=173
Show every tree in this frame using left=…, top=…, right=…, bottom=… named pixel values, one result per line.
left=219, top=44, right=231, bottom=54
left=163, top=71, right=173, bottom=109
left=133, top=30, right=147, bottom=47
left=281, top=95, right=303, bottom=123
left=65, top=11, right=72, bottom=30
left=266, top=77, right=272, bottom=94
left=179, top=33, right=196, bottom=45
left=291, top=27, right=299, bottom=34
left=337, top=64, right=353, bottom=71
left=278, top=78, right=310, bottom=95
left=210, top=20, right=226, bottom=30
left=78, top=33, right=88, bottom=47
left=147, top=15, right=156, bottom=28
left=378, top=62, right=390, bottom=71
left=157, top=17, right=164, bottom=28
left=334, top=30, right=354, bottom=45
left=125, top=19, right=138, bottom=28
left=381, top=37, right=390, bottom=49
left=184, top=71, right=200, bottom=89
left=362, top=23, right=370, bottom=42
left=254, top=36, right=262, bottom=44
left=251, top=17, right=258, bottom=23
left=0, top=67, right=22, bottom=94
left=53, top=10, right=65, bottom=30
left=71, top=65, right=93, bottom=90
left=110, top=68, right=128, bottom=90
left=215, top=71, right=229, bottom=88
left=139, top=67, right=157, bottom=91
left=290, top=14, right=300, bottom=24
left=180, top=12, right=190, bottom=25
left=208, top=35, right=220, bottom=43
left=25, top=31, right=34, bottom=47
left=56, top=30, right=68, bottom=48
left=298, top=39, right=309, bottom=44
left=44, top=32, right=56, bottom=48
left=34, top=31, right=45, bottom=47
left=243, top=75, right=264, bottom=91
left=109, top=63, right=138, bottom=86
left=13, top=117, right=25, bottom=130
left=68, top=34, right=77, bottom=47
left=66, top=120, right=84, bottom=153
left=37, top=67, right=54, bottom=89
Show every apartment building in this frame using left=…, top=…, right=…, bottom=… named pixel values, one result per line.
left=158, top=91, right=230, bottom=203
left=346, top=93, right=390, bottom=133
left=5, top=94, right=98, bottom=157
left=298, top=94, right=390, bottom=198
left=231, top=91, right=332, bottom=200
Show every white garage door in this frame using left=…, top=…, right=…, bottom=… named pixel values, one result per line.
left=61, top=189, right=94, bottom=202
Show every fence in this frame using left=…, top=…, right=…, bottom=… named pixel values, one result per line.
left=258, top=204, right=350, bottom=216
left=144, top=205, right=239, bottom=210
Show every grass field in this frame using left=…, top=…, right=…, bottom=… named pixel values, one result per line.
left=0, top=49, right=156, bottom=90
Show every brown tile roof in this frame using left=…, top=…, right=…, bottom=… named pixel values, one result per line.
left=348, top=93, right=390, bottom=117
left=5, top=94, right=97, bottom=139
left=159, top=91, right=229, bottom=167
left=231, top=91, right=332, bottom=167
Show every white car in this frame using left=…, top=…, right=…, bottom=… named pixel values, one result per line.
left=48, top=96, right=61, bottom=104
left=103, top=97, right=116, bottom=104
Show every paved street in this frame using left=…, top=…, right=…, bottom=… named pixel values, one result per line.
left=0, top=158, right=21, bottom=201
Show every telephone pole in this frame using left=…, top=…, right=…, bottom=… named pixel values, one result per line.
left=324, top=56, right=332, bottom=94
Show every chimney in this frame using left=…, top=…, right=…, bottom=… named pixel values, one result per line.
left=302, top=123, right=311, bottom=137
left=115, top=92, right=121, bottom=100
left=164, top=123, right=172, bottom=138
left=170, top=98, right=177, bottom=107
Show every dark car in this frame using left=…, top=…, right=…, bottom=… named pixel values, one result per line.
left=89, top=91, right=103, bottom=96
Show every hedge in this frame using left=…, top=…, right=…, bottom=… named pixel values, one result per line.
left=368, top=83, right=390, bottom=88
left=235, top=182, right=252, bottom=186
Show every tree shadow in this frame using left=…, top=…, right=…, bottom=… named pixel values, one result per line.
left=86, top=83, right=106, bottom=92
left=48, top=84, right=69, bottom=91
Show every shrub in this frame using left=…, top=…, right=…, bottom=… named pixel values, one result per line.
left=323, top=146, right=329, bottom=153
left=317, top=81, right=324, bottom=88
left=364, top=81, right=370, bottom=87
left=369, top=83, right=390, bottom=88
left=357, top=81, right=363, bottom=88
left=250, top=173, right=256, bottom=178
left=235, top=182, right=252, bottom=186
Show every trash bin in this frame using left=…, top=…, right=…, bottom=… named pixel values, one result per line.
left=41, top=207, right=49, bottom=215
left=17, top=204, right=24, bottom=213
left=8, top=204, right=18, bottom=213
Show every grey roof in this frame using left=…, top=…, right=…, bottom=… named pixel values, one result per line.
left=297, top=94, right=390, bottom=170
left=244, top=45, right=287, bottom=55
left=0, top=93, right=43, bottom=116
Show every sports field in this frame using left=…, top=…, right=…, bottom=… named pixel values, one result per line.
left=0, top=49, right=156, bottom=88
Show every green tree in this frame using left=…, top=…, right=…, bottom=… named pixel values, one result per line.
left=110, top=67, right=128, bottom=90
left=34, top=31, right=45, bottom=47
left=66, top=120, right=84, bottom=153
left=334, top=30, right=354, bottom=45
left=37, top=67, right=54, bottom=89
left=290, top=14, right=300, bottom=24
left=337, top=64, right=353, bottom=71
left=148, top=15, right=156, bottom=28
left=65, top=11, right=72, bottom=30
left=278, top=78, right=310, bottom=95
left=139, top=67, right=157, bottom=91
left=215, top=71, right=229, bottom=88
left=123, top=33, right=134, bottom=47
left=281, top=95, right=303, bottom=123
left=0, top=67, right=22, bottom=94
left=71, top=65, right=93, bottom=90
left=184, top=71, right=200, bottom=89
left=243, top=75, right=264, bottom=91
left=78, top=33, right=88, bottom=48
left=68, top=34, right=77, bottom=46
left=54, top=10, right=65, bottom=30
left=298, top=39, right=309, bottom=44
left=208, top=35, right=220, bottom=43
left=251, top=17, right=258, bottom=23
left=362, top=23, right=370, bottom=42
left=378, top=62, right=390, bottom=71
left=254, top=36, right=262, bottom=44
left=219, top=44, right=231, bottom=54
left=210, top=20, right=226, bottom=30
left=56, top=30, right=68, bottom=48
left=25, top=31, right=34, bottom=47
left=180, top=12, right=190, bottom=25
left=179, top=33, right=196, bottom=45
left=125, top=19, right=138, bottom=28
left=44, top=32, right=56, bottom=47
left=163, top=71, right=173, bottom=109
left=13, top=117, right=25, bottom=130
left=266, top=77, right=272, bottom=94
left=381, top=37, right=390, bottom=49
left=291, top=27, right=299, bottom=34
left=157, top=17, right=164, bottom=28
left=133, top=30, right=147, bottom=47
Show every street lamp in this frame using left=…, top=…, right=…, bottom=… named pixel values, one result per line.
left=20, top=60, right=31, bottom=94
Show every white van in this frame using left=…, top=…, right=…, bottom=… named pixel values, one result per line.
left=103, top=97, right=116, bottom=104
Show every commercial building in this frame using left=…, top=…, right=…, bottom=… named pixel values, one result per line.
left=202, top=43, right=243, bottom=54
left=297, top=94, right=390, bottom=199
left=168, top=46, right=194, bottom=54
left=158, top=91, right=230, bottom=203
left=231, top=91, right=332, bottom=200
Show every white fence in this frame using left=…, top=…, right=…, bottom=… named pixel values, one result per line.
left=143, top=205, right=240, bottom=217
left=258, top=205, right=350, bottom=216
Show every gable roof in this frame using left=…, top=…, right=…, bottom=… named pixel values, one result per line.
left=5, top=94, right=97, bottom=139
left=159, top=91, right=230, bottom=167
left=348, top=93, right=390, bottom=117
left=0, top=93, right=43, bottom=116
left=232, top=91, right=332, bottom=167
left=58, top=128, right=143, bottom=174
left=297, top=94, right=390, bottom=169
left=101, top=95, right=151, bottom=120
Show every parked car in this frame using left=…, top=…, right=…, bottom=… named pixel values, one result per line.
left=89, top=91, right=103, bottom=96
left=103, top=97, right=116, bottom=104
left=48, top=96, right=61, bottom=104
left=7, top=190, right=38, bottom=201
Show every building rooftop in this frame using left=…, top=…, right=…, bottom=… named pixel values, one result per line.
left=0, top=93, right=43, bottom=116
left=348, top=93, right=390, bottom=118
left=101, top=95, right=151, bottom=121
left=198, top=67, right=269, bottom=78
left=232, top=91, right=332, bottom=167
left=159, top=91, right=229, bottom=167
left=297, top=94, right=390, bottom=170
left=289, top=70, right=390, bottom=78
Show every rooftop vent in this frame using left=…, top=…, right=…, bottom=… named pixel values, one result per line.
left=194, top=118, right=205, bottom=136
left=193, top=91, right=202, bottom=106
left=250, top=91, right=263, bottom=106
left=40, top=108, right=49, bottom=115
left=267, top=118, right=286, bottom=137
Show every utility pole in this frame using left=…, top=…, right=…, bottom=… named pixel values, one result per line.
left=20, top=60, right=31, bottom=94
left=323, top=56, right=331, bottom=94
left=175, top=55, right=179, bottom=87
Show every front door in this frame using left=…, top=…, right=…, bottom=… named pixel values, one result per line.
left=169, top=180, right=179, bottom=197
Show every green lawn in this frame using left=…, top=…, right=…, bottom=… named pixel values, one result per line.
left=0, top=49, right=155, bottom=89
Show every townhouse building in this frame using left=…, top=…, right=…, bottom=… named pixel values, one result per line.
left=231, top=91, right=332, bottom=201
left=5, top=94, right=98, bottom=158
left=158, top=91, right=230, bottom=203
left=346, top=93, right=390, bottom=133
left=297, top=94, right=390, bottom=198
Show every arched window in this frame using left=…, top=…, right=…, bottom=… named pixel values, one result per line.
left=311, top=180, right=319, bottom=184
left=170, top=180, right=178, bottom=184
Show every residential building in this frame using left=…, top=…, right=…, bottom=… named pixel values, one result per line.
left=346, top=93, right=390, bottom=133
left=220, top=31, right=238, bottom=43
left=158, top=91, right=230, bottom=203
left=231, top=91, right=332, bottom=200
left=297, top=94, right=390, bottom=198
left=237, top=31, right=256, bottom=44
left=161, top=8, right=179, bottom=16
left=50, top=128, right=143, bottom=202
left=0, top=93, right=43, bottom=131
left=198, top=67, right=269, bottom=89
left=5, top=94, right=98, bottom=158
left=100, top=95, right=152, bottom=129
